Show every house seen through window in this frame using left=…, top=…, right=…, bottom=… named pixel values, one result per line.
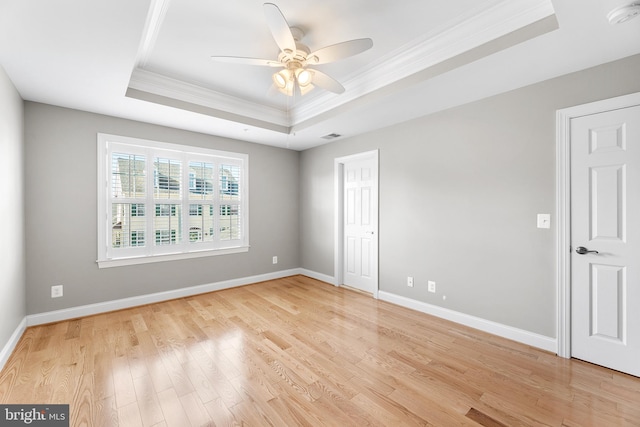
left=97, top=134, right=248, bottom=267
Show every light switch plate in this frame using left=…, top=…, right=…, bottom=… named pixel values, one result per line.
left=51, top=285, right=63, bottom=298
left=537, top=214, right=551, bottom=229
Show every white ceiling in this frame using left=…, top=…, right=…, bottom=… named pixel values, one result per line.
left=1, top=0, right=639, bottom=150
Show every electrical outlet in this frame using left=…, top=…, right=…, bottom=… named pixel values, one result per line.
left=407, top=276, right=414, bottom=287
left=51, top=285, right=63, bottom=298
left=272, top=256, right=278, bottom=264
left=428, top=281, right=436, bottom=293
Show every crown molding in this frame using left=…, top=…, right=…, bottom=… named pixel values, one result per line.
left=128, top=0, right=554, bottom=131
left=128, top=68, right=289, bottom=127
left=135, top=0, right=173, bottom=68
left=293, top=0, right=555, bottom=123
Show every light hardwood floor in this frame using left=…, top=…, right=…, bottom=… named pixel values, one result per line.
left=1, top=275, right=639, bottom=426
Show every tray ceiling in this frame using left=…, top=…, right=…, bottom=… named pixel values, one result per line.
left=1, top=0, right=639, bottom=149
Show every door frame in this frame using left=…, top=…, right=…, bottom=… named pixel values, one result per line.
left=334, top=149, right=379, bottom=298
left=556, top=92, right=640, bottom=358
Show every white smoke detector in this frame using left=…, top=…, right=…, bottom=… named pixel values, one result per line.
left=608, top=2, right=640, bottom=24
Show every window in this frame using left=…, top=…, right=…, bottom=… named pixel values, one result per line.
left=97, top=133, right=248, bottom=267
left=131, top=231, right=145, bottom=247
left=155, top=229, right=177, bottom=245
left=131, top=203, right=145, bottom=217
left=189, top=204, right=203, bottom=216
left=155, top=204, right=177, bottom=217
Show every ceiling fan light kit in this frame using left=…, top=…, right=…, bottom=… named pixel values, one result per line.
left=295, top=68, right=313, bottom=87
left=271, top=40, right=316, bottom=95
left=272, top=68, right=314, bottom=96
left=211, top=3, right=373, bottom=97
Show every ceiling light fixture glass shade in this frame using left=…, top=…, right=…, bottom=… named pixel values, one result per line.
left=298, top=83, right=315, bottom=95
left=272, top=69, right=293, bottom=96
left=272, top=66, right=315, bottom=96
left=272, top=70, right=289, bottom=89
left=295, top=68, right=314, bottom=87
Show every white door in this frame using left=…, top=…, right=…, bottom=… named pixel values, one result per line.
left=343, top=155, right=378, bottom=294
left=570, top=105, right=640, bottom=377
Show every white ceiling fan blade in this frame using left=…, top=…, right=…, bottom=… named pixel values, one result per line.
left=307, top=38, right=373, bottom=64
left=311, top=70, right=345, bottom=94
left=263, top=3, right=296, bottom=54
left=210, top=56, right=283, bottom=67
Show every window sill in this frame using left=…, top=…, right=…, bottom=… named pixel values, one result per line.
left=97, top=246, right=249, bottom=269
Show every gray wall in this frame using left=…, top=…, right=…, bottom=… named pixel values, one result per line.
left=300, top=54, right=640, bottom=338
left=24, top=103, right=300, bottom=315
left=13, top=54, right=640, bottom=339
left=0, top=66, right=26, bottom=347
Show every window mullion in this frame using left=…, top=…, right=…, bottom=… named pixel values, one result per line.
left=103, top=146, right=112, bottom=258
left=213, top=162, right=220, bottom=246
left=146, top=147, right=155, bottom=257
left=181, top=152, right=189, bottom=252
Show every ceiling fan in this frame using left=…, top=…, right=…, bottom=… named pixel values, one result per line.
left=211, top=3, right=373, bottom=97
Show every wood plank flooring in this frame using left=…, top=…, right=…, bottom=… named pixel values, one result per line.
left=1, top=275, right=639, bottom=426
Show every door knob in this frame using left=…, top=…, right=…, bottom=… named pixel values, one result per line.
left=576, top=246, right=599, bottom=255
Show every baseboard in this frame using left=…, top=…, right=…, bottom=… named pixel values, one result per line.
left=378, top=291, right=557, bottom=353
left=13, top=270, right=556, bottom=364
left=0, top=317, right=27, bottom=372
left=298, top=268, right=338, bottom=285
left=26, top=268, right=302, bottom=326
left=290, top=272, right=556, bottom=353
left=288, top=272, right=556, bottom=353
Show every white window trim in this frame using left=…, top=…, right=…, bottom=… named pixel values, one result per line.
left=97, top=133, right=249, bottom=268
